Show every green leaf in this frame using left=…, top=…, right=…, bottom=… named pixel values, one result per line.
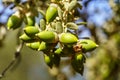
left=51, top=22, right=56, bottom=29
left=77, top=2, right=82, bottom=9
left=68, top=0, right=77, bottom=11
left=61, top=45, right=75, bottom=57
left=52, top=54, right=60, bottom=67
left=64, top=2, right=69, bottom=11
left=58, top=7, right=63, bottom=20
left=66, top=22, right=78, bottom=30
left=55, top=21, right=63, bottom=33
left=40, top=19, right=46, bottom=30
left=38, top=9, right=45, bottom=17
left=76, top=22, right=87, bottom=25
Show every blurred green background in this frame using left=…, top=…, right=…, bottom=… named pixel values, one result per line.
left=0, top=29, right=55, bottom=80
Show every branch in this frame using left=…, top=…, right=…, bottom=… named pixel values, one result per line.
left=0, top=41, right=24, bottom=79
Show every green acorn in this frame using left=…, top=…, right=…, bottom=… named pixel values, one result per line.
left=24, top=26, right=39, bottom=36
left=59, top=33, right=78, bottom=44
left=78, top=39, right=98, bottom=52
left=26, top=17, right=35, bottom=26
left=36, top=31, right=58, bottom=43
left=44, top=54, right=53, bottom=68
left=71, top=53, right=85, bottom=75
left=38, top=41, right=47, bottom=51
left=46, top=4, right=58, bottom=22
left=25, top=12, right=35, bottom=26
left=44, top=53, right=60, bottom=68
left=7, top=12, right=22, bottom=29
left=55, top=45, right=75, bottom=57
left=19, top=33, right=35, bottom=42
left=26, top=41, right=40, bottom=50
left=54, top=48, right=62, bottom=55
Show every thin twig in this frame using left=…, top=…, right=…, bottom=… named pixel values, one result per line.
left=0, top=42, right=24, bottom=79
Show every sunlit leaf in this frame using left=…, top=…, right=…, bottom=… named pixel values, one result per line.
left=68, top=0, right=77, bottom=11
left=55, top=21, right=63, bottom=33
left=40, top=19, right=46, bottom=30
left=66, top=22, right=78, bottom=30
left=58, top=7, right=63, bottom=20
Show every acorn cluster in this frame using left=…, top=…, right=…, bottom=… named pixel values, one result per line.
left=6, top=0, right=98, bottom=75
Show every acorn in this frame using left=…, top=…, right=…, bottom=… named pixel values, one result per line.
left=36, top=31, right=58, bottom=43
left=7, top=11, right=22, bottom=29
left=78, top=39, right=98, bottom=52
left=44, top=53, right=60, bottom=68
left=26, top=41, right=40, bottom=50
left=44, top=54, right=53, bottom=68
left=59, top=33, right=78, bottom=44
left=46, top=3, right=58, bottom=22
left=19, top=33, right=35, bottom=42
left=71, top=53, right=85, bottom=75
left=24, top=26, right=39, bottom=36
left=25, top=12, right=35, bottom=26
left=75, top=53, right=85, bottom=62
left=54, top=48, right=62, bottom=55
left=38, top=41, right=47, bottom=51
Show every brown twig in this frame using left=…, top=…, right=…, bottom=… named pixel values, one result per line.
left=0, top=42, right=24, bottom=79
